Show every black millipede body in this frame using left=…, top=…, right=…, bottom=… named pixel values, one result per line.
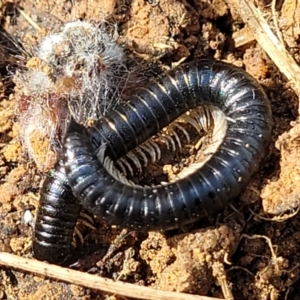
left=63, top=59, right=273, bottom=232
left=33, top=159, right=82, bottom=263
left=33, top=75, right=202, bottom=263
left=33, top=60, right=219, bottom=263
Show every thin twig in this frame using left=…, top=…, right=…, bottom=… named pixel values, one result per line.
left=16, top=8, right=42, bottom=31
left=248, top=206, right=300, bottom=222
left=240, top=234, right=277, bottom=262
left=271, top=0, right=285, bottom=45
left=0, top=252, right=222, bottom=300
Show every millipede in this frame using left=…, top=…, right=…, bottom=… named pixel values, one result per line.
left=63, top=59, right=273, bottom=231
left=33, top=104, right=218, bottom=263
left=33, top=59, right=273, bottom=263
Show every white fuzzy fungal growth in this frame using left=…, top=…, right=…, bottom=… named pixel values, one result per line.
left=37, top=20, right=128, bottom=119
left=14, top=21, right=131, bottom=170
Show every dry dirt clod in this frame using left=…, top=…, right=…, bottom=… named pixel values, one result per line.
left=262, top=121, right=300, bottom=215
left=1, top=0, right=300, bottom=299
left=141, top=225, right=240, bottom=298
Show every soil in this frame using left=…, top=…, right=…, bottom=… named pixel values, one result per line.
left=0, top=0, right=300, bottom=299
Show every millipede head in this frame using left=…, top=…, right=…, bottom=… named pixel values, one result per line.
left=66, top=117, right=86, bottom=135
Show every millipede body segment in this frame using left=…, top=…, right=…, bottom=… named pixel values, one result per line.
left=62, top=59, right=273, bottom=233
left=33, top=159, right=82, bottom=263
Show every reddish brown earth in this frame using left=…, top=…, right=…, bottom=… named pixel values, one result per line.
left=0, top=0, right=300, bottom=299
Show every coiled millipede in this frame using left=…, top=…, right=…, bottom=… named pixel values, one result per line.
left=33, top=105, right=217, bottom=263
left=33, top=59, right=273, bottom=263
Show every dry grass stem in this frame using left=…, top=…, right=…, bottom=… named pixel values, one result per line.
left=225, top=0, right=300, bottom=112
left=0, top=252, right=223, bottom=300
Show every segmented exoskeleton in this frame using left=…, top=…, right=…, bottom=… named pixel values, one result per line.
left=63, top=59, right=273, bottom=231
left=33, top=106, right=212, bottom=263
left=33, top=159, right=82, bottom=263
left=33, top=61, right=223, bottom=263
